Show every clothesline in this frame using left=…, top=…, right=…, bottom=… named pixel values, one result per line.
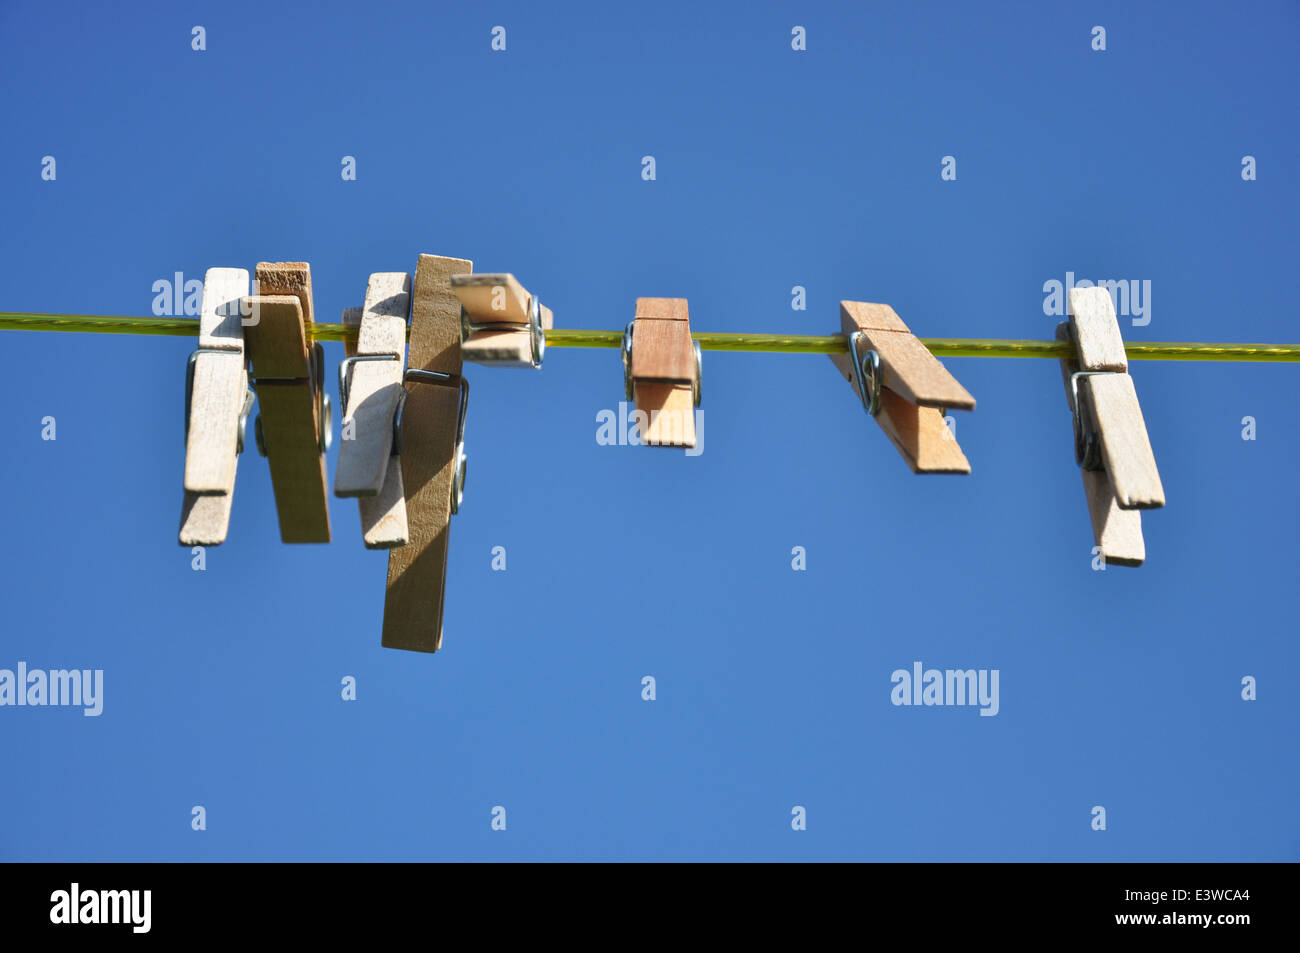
left=2, top=312, right=1298, bottom=362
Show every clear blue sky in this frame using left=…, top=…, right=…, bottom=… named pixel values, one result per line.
left=0, top=0, right=1295, bottom=860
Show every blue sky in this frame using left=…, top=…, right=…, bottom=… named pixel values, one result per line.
left=0, top=0, right=1296, bottom=860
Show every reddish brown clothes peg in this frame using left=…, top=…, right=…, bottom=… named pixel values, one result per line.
left=830, top=301, right=975, bottom=473
left=623, top=297, right=701, bottom=449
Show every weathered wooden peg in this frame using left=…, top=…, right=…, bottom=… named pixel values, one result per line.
left=179, top=267, right=253, bottom=546
left=1057, top=286, right=1164, bottom=566
left=381, top=254, right=474, bottom=653
left=334, top=272, right=412, bottom=548
left=243, top=262, right=332, bottom=543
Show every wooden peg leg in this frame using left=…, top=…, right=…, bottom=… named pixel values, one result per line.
left=1082, top=469, right=1146, bottom=566
left=1081, top=373, right=1165, bottom=509
left=875, top=389, right=970, bottom=474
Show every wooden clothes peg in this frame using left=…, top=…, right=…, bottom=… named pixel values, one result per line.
left=1057, top=286, right=1165, bottom=566
left=622, top=297, right=701, bottom=449
left=335, top=273, right=413, bottom=549
left=451, top=273, right=552, bottom=367
left=382, top=253, right=473, bottom=653
left=829, top=301, right=975, bottom=473
left=179, top=267, right=253, bottom=546
left=243, top=262, right=332, bottom=543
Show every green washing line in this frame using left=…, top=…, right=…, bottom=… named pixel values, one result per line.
left=1, top=312, right=1299, bottom=362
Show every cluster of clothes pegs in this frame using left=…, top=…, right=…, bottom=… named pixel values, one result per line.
left=178, top=256, right=1165, bottom=654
